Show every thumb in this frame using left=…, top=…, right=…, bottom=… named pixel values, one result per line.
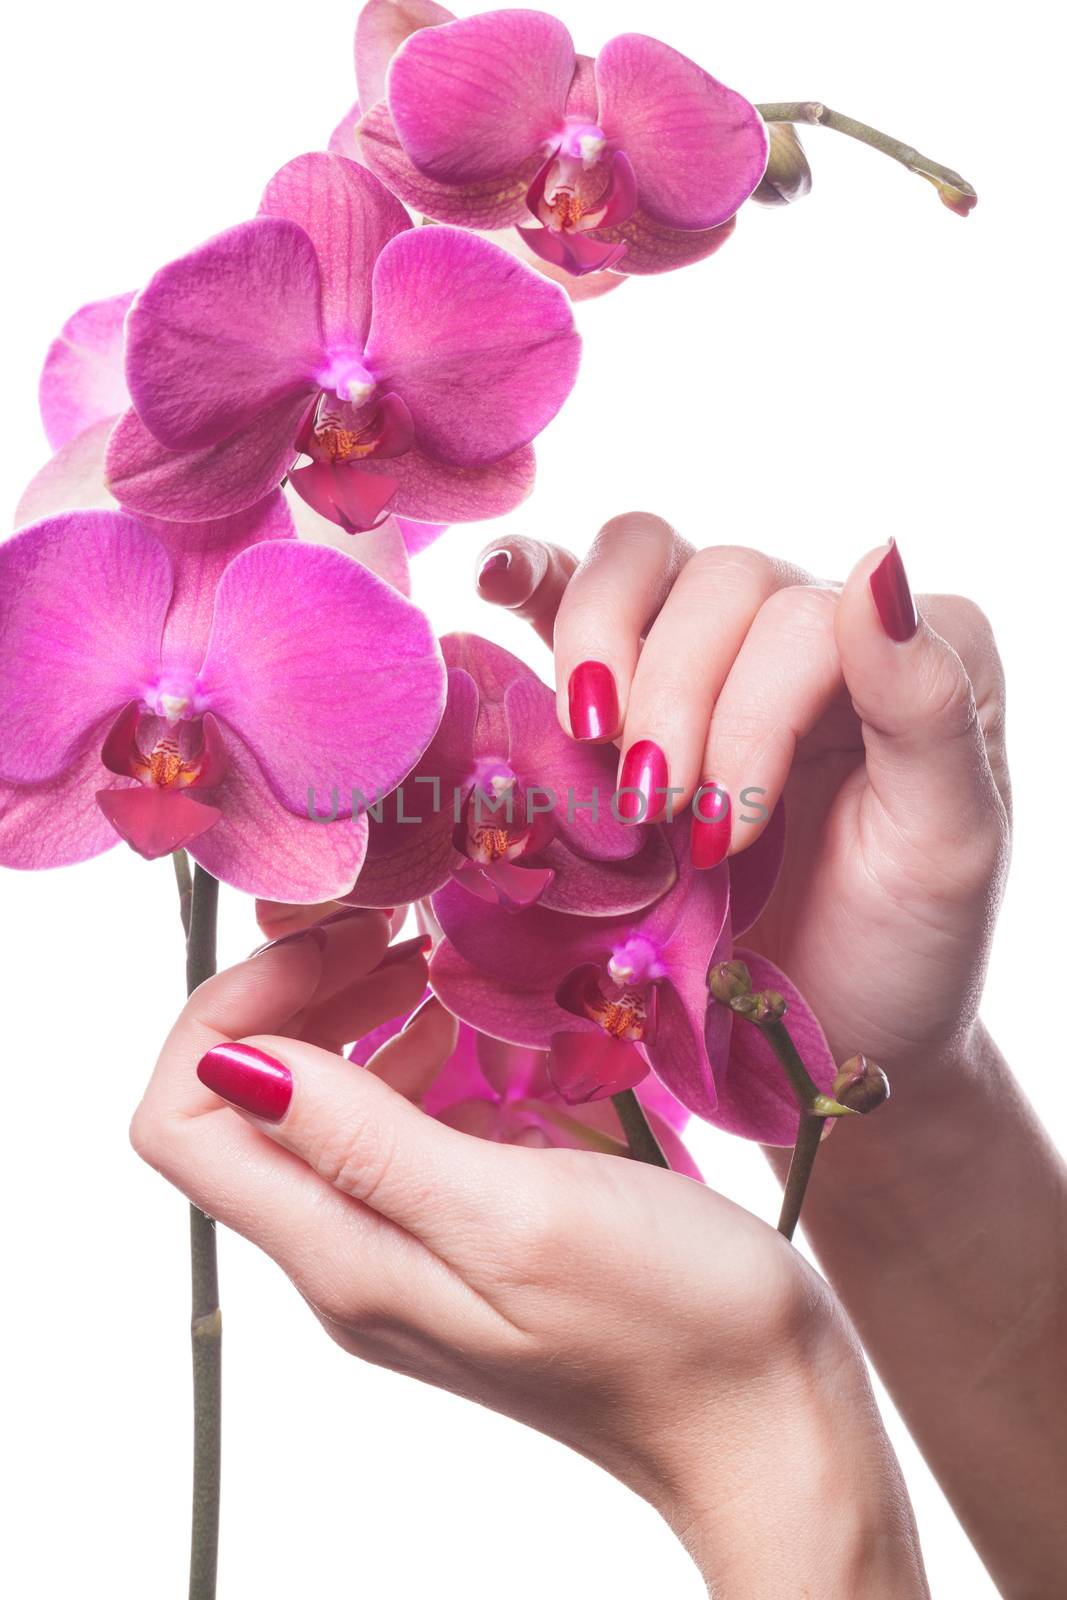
left=475, top=536, right=578, bottom=648
left=835, top=540, right=1007, bottom=859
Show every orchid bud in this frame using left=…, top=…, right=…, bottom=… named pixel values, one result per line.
left=751, top=124, right=813, bottom=206
left=730, top=988, right=788, bottom=1024
left=922, top=173, right=977, bottom=217
left=708, top=959, right=752, bottom=1003
left=832, top=1054, right=890, bottom=1114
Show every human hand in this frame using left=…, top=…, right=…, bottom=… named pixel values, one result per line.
left=132, top=919, right=927, bottom=1596
left=476, top=518, right=1010, bottom=1078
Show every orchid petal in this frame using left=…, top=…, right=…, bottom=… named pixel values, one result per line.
left=358, top=101, right=535, bottom=229
left=0, top=726, right=129, bottom=869
left=464, top=857, right=555, bottom=908
left=484, top=226, right=626, bottom=300
left=549, top=1030, right=647, bottom=1104
left=197, top=540, right=444, bottom=817
left=105, top=397, right=310, bottom=521
left=125, top=218, right=324, bottom=451
left=367, top=226, right=579, bottom=467
left=537, top=828, right=675, bottom=916
left=387, top=9, right=575, bottom=185
left=564, top=53, right=598, bottom=121
left=187, top=728, right=370, bottom=903
left=40, top=292, right=133, bottom=452
left=259, top=153, right=410, bottom=350
left=643, top=1109, right=703, bottom=1179
left=591, top=208, right=736, bottom=276
left=430, top=935, right=588, bottom=1049
left=284, top=485, right=412, bottom=592
left=711, top=950, right=838, bottom=1145
left=289, top=460, right=399, bottom=533
left=396, top=517, right=446, bottom=555
left=15, top=417, right=117, bottom=529
left=96, top=786, right=220, bottom=860
left=0, top=512, right=170, bottom=784
left=432, top=875, right=611, bottom=987
left=728, top=799, right=785, bottom=936
left=356, top=0, right=455, bottom=111
left=635, top=1070, right=690, bottom=1135
left=646, top=977, right=717, bottom=1120
left=594, top=35, right=768, bottom=231
left=328, top=102, right=363, bottom=160
left=358, top=437, right=536, bottom=523
left=516, top=225, right=628, bottom=278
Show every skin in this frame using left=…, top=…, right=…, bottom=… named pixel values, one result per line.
left=132, top=512, right=1066, bottom=1595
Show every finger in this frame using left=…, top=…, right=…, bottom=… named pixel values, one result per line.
left=615, top=545, right=808, bottom=824
left=475, top=536, right=579, bottom=648
left=254, top=897, right=344, bottom=942
left=553, top=512, right=692, bottom=743
left=194, top=1029, right=515, bottom=1264
left=697, top=583, right=842, bottom=864
left=836, top=540, right=1009, bottom=865
left=292, top=937, right=431, bottom=1053
left=366, top=995, right=459, bottom=1101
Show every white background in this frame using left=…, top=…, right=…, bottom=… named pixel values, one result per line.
left=2, top=1, right=1063, bottom=1594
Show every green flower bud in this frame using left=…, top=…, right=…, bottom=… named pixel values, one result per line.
left=752, top=124, right=813, bottom=206
left=707, top=959, right=753, bottom=1004
left=831, top=1055, right=890, bottom=1114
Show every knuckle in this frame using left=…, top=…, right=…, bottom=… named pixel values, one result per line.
left=129, top=1098, right=163, bottom=1168
left=921, top=647, right=979, bottom=739
left=758, top=581, right=838, bottom=641
left=680, top=544, right=776, bottom=604
left=595, top=510, right=677, bottom=553
left=310, top=1115, right=397, bottom=1207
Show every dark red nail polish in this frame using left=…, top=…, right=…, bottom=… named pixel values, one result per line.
left=691, top=784, right=731, bottom=869
left=476, top=549, right=511, bottom=592
left=197, top=1043, right=292, bottom=1122
left=376, top=933, right=432, bottom=969
left=568, top=661, right=620, bottom=741
left=869, top=539, right=918, bottom=641
left=617, top=740, right=669, bottom=822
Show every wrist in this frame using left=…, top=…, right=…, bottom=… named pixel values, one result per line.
left=658, top=1296, right=928, bottom=1596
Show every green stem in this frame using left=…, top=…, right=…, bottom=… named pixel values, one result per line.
left=777, top=1113, right=824, bottom=1242
left=182, top=864, right=221, bottom=1600
left=173, top=849, right=193, bottom=939
left=754, top=1016, right=851, bottom=1120
left=611, top=1089, right=670, bottom=1169
left=756, top=100, right=976, bottom=206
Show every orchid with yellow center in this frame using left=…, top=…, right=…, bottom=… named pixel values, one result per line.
left=348, top=633, right=675, bottom=914
left=0, top=506, right=445, bottom=900
left=356, top=5, right=767, bottom=276
left=105, top=151, right=581, bottom=532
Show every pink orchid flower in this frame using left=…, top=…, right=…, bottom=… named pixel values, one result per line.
left=333, top=1, right=623, bottom=301
left=348, top=633, right=675, bottom=913
left=430, top=807, right=837, bottom=1143
left=104, top=151, right=581, bottom=533
left=17, top=289, right=442, bottom=595
left=351, top=999, right=702, bottom=1177
left=357, top=5, right=767, bottom=276
left=0, top=505, right=445, bottom=901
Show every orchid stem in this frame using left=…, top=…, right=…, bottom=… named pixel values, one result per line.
left=756, top=101, right=977, bottom=207
left=777, top=1113, right=824, bottom=1242
left=180, top=863, right=222, bottom=1600
left=612, top=1090, right=670, bottom=1169
left=173, top=848, right=194, bottom=939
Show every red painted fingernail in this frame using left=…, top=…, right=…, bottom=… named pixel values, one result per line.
left=476, top=549, right=512, bottom=595
left=376, top=933, right=432, bottom=969
left=869, top=539, right=918, bottom=641
left=617, top=739, right=669, bottom=822
left=568, top=661, right=620, bottom=741
left=691, top=784, right=731, bottom=869
left=197, top=1043, right=292, bottom=1122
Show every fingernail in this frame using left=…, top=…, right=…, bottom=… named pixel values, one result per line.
left=617, top=740, right=669, bottom=822
left=197, top=1043, right=292, bottom=1122
left=250, top=925, right=327, bottom=958
left=401, top=993, right=440, bottom=1032
left=691, top=784, right=731, bottom=869
left=869, top=539, right=918, bottom=642
left=375, top=933, right=432, bottom=970
left=568, top=661, right=620, bottom=741
left=476, top=549, right=511, bottom=594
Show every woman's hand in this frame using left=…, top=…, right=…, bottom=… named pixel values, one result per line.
left=132, top=917, right=928, bottom=1597
left=476, top=516, right=1010, bottom=1077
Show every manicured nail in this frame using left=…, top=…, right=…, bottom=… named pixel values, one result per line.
left=402, top=993, right=441, bottom=1032
left=476, top=549, right=511, bottom=593
left=250, top=924, right=327, bottom=958
left=617, top=739, right=669, bottom=822
left=568, top=661, right=620, bottom=741
left=691, top=784, right=731, bottom=869
left=869, top=539, right=918, bottom=641
left=197, top=1043, right=292, bottom=1122
left=375, top=933, right=432, bottom=969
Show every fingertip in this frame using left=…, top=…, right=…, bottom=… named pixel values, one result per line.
left=474, top=536, right=549, bottom=607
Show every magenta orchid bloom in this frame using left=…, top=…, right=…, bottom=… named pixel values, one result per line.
left=0, top=505, right=445, bottom=901
left=430, top=806, right=836, bottom=1143
left=357, top=5, right=767, bottom=276
left=105, top=152, right=581, bottom=533
left=348, top=633, right=675, bottom=913
left=351, top=999, right=702, bottom=1177
left=17, top=288, right=443, bottom=596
